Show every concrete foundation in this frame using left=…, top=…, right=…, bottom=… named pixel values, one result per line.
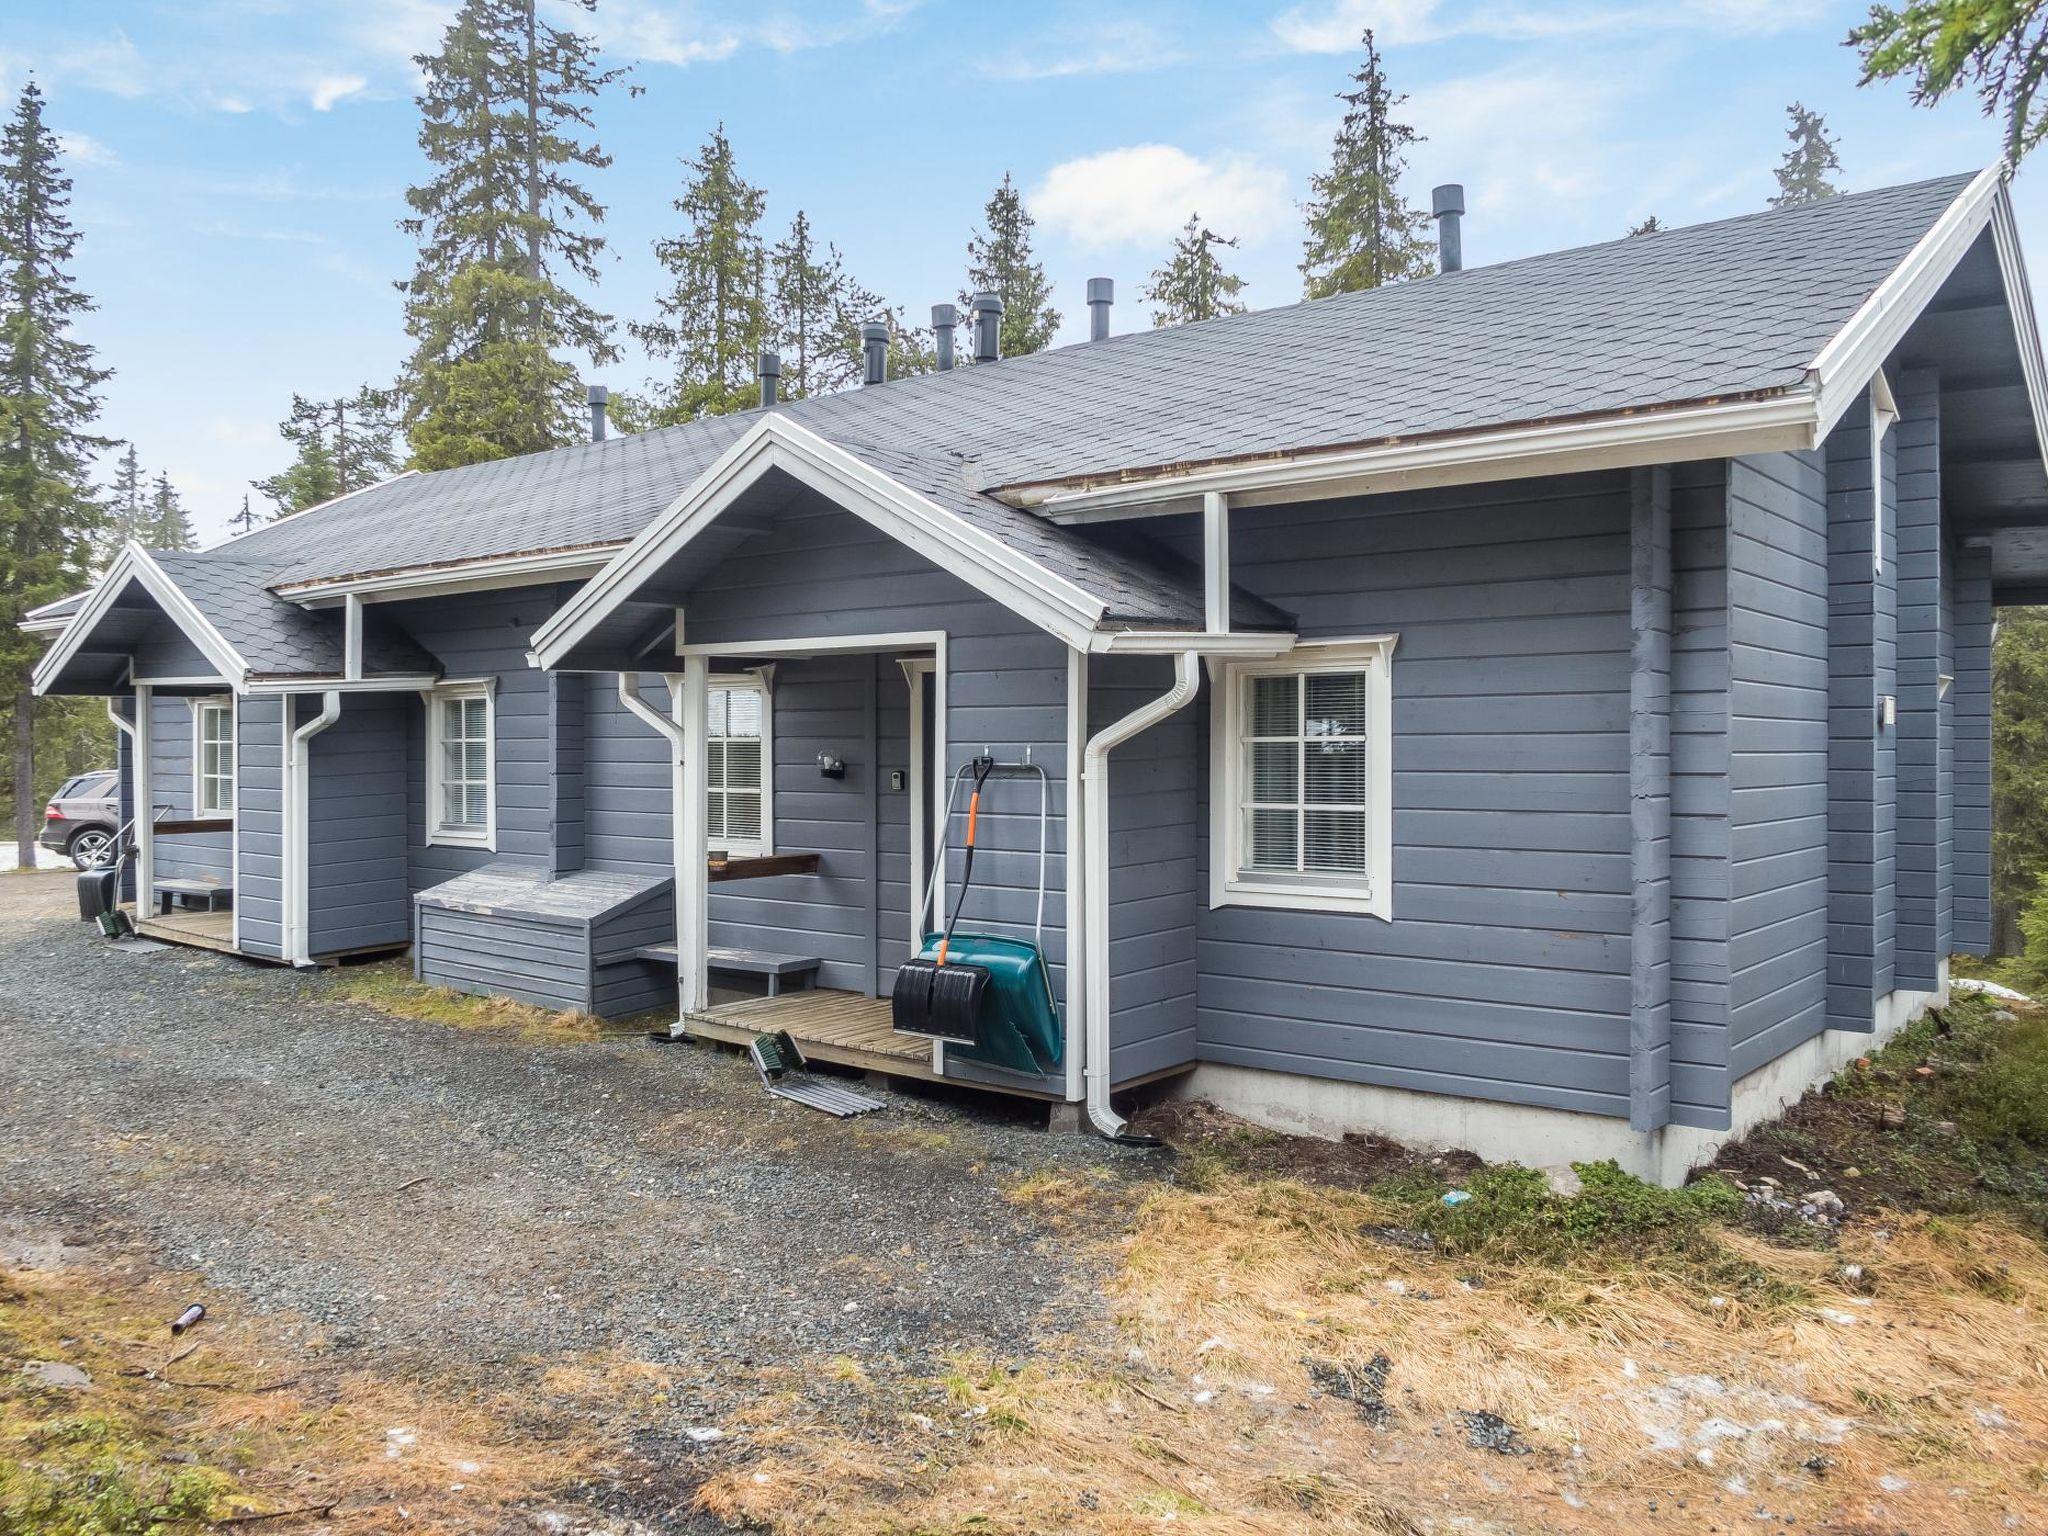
left=1169, top=963, right=1948, bottom=1186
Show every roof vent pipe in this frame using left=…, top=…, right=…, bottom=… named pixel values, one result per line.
left=931, top=303, right=957, bottom=371
left=587, top=383, right=609, bottom=442
left=861, top=322, right=889, bottom=385
left=758, top=350, right=780, bottom=408
left=1086, top=277, right=1113, bottom=341
left=971, top=292, right=1003, bottom=363
left=1431, top=183, right=1465, bottom=274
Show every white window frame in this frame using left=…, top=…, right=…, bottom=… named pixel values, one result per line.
left=1210, top=635, right=1396, bottom=920
left=704, top=669, right=773, bottom=858
left=191, top=696, right=235, bottom=817
left=422, top=680, right=496, bottom=850
left=1870, top=367, right=1898, bottom=577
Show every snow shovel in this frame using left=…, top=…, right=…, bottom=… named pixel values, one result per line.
left=891, top=756, right=995, bottom=1042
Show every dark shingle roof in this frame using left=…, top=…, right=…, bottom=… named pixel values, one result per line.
left=82, top=172, right=1983, bottom=665
left=152, top=551, right=437, bottom=679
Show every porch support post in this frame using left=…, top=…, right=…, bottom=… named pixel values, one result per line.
left=133, top=683, right=153, bottom=912
left=1628, top=466, right=1674, bottom=1132
left=676, top=655, right=711, bottom=1016
left=1203, top=491, right=1230, bottom=634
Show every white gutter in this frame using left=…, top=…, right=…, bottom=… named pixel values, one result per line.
left=1079, top=650, right=1200, bottom=1138
left=284, top=691, right=341, bottom=966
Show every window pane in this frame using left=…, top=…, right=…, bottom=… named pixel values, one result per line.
left=706, top=690, right=728, bottom=737
left=1305, top=810, right=1367, bottom=872
left=442, top=781, right=466, bottom=827
left=725, top=739, right=761, bottom=791
left=707, top=793, right=726, bottom=839
left=727, top=791, right=762, bottom=842
left=1247, top=740, right=1296, bottom=804
left=462, top=741, right=486, bottom=783
left=705, top=740, right=725, bottom=791
left=201, top=742, right=219, bottom=780
left=441, top=739, right=465, bottom=785
left=1246, top=807, right=1298, bottom=871
left=460, top=696, right=487, bottom=738
left=1306, top=741, right=1367, bottom=805
left=724, top=688, right=762, bottom=738
left=1247, top=674, right=1298, bottom=737
left=1306, top=671, right=1367, bottom=737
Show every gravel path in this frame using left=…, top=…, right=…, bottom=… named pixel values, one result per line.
left=0, top=871, right=1146, bottom=1415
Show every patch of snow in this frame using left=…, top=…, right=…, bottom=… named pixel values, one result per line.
left=1953, top=977, right=2032, bottom=1001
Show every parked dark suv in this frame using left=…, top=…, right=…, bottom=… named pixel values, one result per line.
left=39, top=770, right=119, bottom=869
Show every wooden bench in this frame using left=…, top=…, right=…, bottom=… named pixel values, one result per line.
left=154, top=878, right=232, bottom=916
left=632, top=943, right=822, bottom=997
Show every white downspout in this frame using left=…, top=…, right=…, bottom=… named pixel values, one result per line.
left=1079, top=650, right=1200, bottom=1138
left=618, top=671, right=704, bottom=1037
left=286, top=691, right=341, bottom=967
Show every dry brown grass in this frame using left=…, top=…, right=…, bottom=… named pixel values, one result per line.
left=1, top=1255, right=630, bottom=1534
left=322, top=960, right=621, bottom=1044
left=695, top=1175, right=2048, bottom=1534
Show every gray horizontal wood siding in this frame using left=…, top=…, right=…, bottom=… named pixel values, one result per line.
left=1184, top=472, right=1640, bottom=1119
left=146, top=692, right=231, bottom=885
left=1895, top=369, right=1945, bottom=989
left=1825, top=391, right=1898, bottom=1034
left=306, top=691, right=410, bottom=956
left=1952, top=544, right=1992, bottom=955
left=1725, top=450, right=1832, bottom=1083
left=1092, top=653, right=1198, bottom=1085
left=235, top=694, right=284, bottom=959
left=388, top=587, right=554, bottom=892
left=416, top=905, right=592, bottom=1012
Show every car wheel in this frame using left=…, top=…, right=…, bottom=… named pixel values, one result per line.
left=67, top=828, right=115, bottom=870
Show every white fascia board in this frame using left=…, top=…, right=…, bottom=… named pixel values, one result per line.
left=1089, top=629, right=1296, bottom=656
left=277, top=544, right=621, bottom=607
left=32, top=544, right=248, bottom=697
left=530, top=414, right=1108, bottom=668
left=18, top=614, right=75, bottom=636
left=1990, top=182, right=2048, bottom=475
left=1809, top=164, right=2003, bottom=440
left=1027, top=393, right=1820, bottom=523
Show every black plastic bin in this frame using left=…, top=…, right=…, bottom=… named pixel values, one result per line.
left=77, top=866, right=119, bottom=923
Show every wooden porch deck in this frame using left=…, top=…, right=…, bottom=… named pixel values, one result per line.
left=685, top=989, right=942, bottom=1082
left=133, top=906, right=237, bottom=954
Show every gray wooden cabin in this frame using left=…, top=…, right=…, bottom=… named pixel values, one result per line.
left=31, top=170, right=2048, bottom=1179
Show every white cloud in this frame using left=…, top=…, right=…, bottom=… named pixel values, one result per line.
left=1404, top=59, right=1636, bottom=225
left=980, top=18, right=1185, bottom=81
left=1270, top=0, right=1831, bottom=52
left=307, top=73, right=368, bottom=110
left=589, top=0, right=918, bottom=67
left=54, top=131, right=115, bottom=167
left=1032, top=144, right=1293, bottom=249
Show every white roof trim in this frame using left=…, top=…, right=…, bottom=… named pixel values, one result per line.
left=31, top=543, right=249, bottom=696
left=530, top=414, right=1110, bottom=667
left=1990, top=181, right=2048, bottom=477
left=1809, top=164, right=2004, bottom=439
left=1030, top=393, right=1821, bottom=522
left=277, top=545, right=621, bottom=607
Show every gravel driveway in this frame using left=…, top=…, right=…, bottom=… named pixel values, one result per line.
left=0, top=871, right=1143, bottom=1436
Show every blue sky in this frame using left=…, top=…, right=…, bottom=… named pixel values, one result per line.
left=0, top=0, right=2037, bottom=541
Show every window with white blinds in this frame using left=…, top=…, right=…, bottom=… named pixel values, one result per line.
left=425, top=684, right=494, bottom=847
left=1212, top=637, right=1394, bottom=918
left=706, top=681, right=771, bottom=856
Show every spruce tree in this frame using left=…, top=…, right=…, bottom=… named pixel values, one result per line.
left=962, top=173, right=1059, bottom=357
left=397, top=0, right=622, bottom=470
left=1143, top=214, right=1249, bottom=326
left=1300, top=29, right=1436, bottom=298
left=253, top=387, right=399, bottom=515
left=1854, top=4, right=2048, bottom=166
left=227, top=493, right=261, bottom=537
left=633, top=125, right=769, bottom=422
left=0, top=81, right=111, bottom=865
left=147, top=470, right=194, bottom=551
left=1627, top=215, right=1664, bottom=237
left=99, top=442, right=149, bottom=563
left=1770, top=102, right=1841, bottom=208
left=769, top=210, right=882, bottom=399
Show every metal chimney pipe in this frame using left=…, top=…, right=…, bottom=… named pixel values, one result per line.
left=587, top=383, right=608, bottom=443
left=758, top=350, right=780, bottom=408
left=861, top=322, right=889, bottom=386
left=1086, top=277, right=1113, bottom=341
left=1431, top=184, right=1465, bottom=274
left=971, top=292, right=1003, bottom=362
left=931, top=303, right=957, bottom=371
